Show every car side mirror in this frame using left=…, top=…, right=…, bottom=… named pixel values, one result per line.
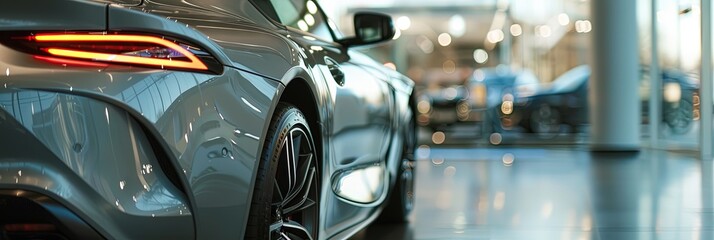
left=338, top=12, right=395, bottom=47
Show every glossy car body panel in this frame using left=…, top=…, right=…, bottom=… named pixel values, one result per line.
left=0, top=90, right=190, bottom=218
left=0, top=55, right=280, bottom=238
left=108, top=4, right=234, bottom=69
left=0, top=91, right=195, bottom=239
left=0, top=0, right=415, bottom=239
left=0, top=0, right=106, bottom=31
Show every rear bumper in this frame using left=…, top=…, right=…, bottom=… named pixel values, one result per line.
left=0, top=189, right=103, bottom=240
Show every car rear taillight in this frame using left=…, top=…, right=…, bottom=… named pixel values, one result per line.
left=4, top=223, right=57, bottom=232
left=2, top=32, right=221, bottom=73
left=0, top=192, right=97, bottom=240
left=3, top=223, right=66, bottom=240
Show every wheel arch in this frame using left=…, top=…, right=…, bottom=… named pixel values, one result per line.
left=256, top=66, right=326, bottom=180
left=278, top=77, right=324, bottom=172
left=244, top=66, right=327, bottom=239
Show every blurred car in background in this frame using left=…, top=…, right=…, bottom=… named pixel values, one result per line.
left=641, top=68, right=700, bottom=134
left=491, top=65, right=699, bottom=136
left=416, top=82, right=470, bottom=129
left=417, top=66, right=539, bottom=135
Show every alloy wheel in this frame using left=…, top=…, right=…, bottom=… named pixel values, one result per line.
left=269, top=128, right=318, bottom=240
left=532, top=104, right=561, bottom=136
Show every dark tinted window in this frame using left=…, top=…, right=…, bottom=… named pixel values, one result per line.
left=142, top=0, right=276, bottom=28
left=89, top=0, right=141, bottom=5
left=267, top=0, right=333, bottom=41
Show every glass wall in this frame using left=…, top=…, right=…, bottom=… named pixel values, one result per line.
left=323, top=0, right=705, bottom=151
left=639, top=0, right=701, bottom=150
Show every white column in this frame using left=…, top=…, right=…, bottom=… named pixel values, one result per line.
left=648, top=0, right=661, bottom=148
left=589, top=0, right=640, bottom=151
left=701, top=0, right=712, bottom=160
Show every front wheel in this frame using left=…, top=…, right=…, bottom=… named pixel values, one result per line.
left=664, top=98, right=693, bottom=135
left=529, top=104, right=561, bottom=137
left=245, top=103, right=319, bottom=240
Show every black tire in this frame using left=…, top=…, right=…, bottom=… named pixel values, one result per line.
left=529, top=104, right=561, bottom=137
left=245, top=103, right=319, bottom=240
left=664, top=97, right=693, bottom=135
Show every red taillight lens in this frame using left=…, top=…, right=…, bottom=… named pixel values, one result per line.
left=34, top=34, right=207, bottom=70
left=4, top=223, right=56, bottom=232
left=2, top=32, right=220, bottom=73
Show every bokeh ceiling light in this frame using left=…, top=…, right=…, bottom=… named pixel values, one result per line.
left=397, top=16, right=412, bottom=30
left=472, top=69, right=486, bottom=81
left=438, top=33, right=452, bottom=46
left=536, top=25, right=552, bottom=37
left=297, top=20, right=309, bottom=31
left=487, top=29, right=505, bottom=43
left=510, top=24, right=523, bottom=36
left=442, top=60, right=456, bottom=73
left=575, top=20, right=592, bottom=33
left=558, top=13, right=570, bottom=26
left=473, top=49, right=488, bottom=64
left=432, top=131, right=446, bottom=145
left=306, top=0, right=318, bottom=14
left=448, top=15, right=466, bottom=38
left=304, top=14, right=315, bottom=26
left=416, top=35, right=434, bottom=54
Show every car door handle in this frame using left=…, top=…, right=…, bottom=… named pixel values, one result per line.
left=325, top=58, right=345, bottom=86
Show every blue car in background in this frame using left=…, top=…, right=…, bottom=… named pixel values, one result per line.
left=491, top=65, right=698, bottom=136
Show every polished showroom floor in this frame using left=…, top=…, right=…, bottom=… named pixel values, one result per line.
left=352, top=145, right=714, bottom=240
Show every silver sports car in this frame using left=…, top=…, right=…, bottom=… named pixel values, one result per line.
left=0, top=0, right=416, bottom=239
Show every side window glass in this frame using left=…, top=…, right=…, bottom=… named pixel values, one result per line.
left=269, top=0, right=333, bottom=41
left=90, top=0, right=141, bottom=5
left=232, top=0, right=277, bottom=28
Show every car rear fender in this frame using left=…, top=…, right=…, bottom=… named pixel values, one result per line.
left=107, top=4, right=233, bottom=66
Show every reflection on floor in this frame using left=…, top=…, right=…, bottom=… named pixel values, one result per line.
left=351, top=146, right=713, bottom=240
